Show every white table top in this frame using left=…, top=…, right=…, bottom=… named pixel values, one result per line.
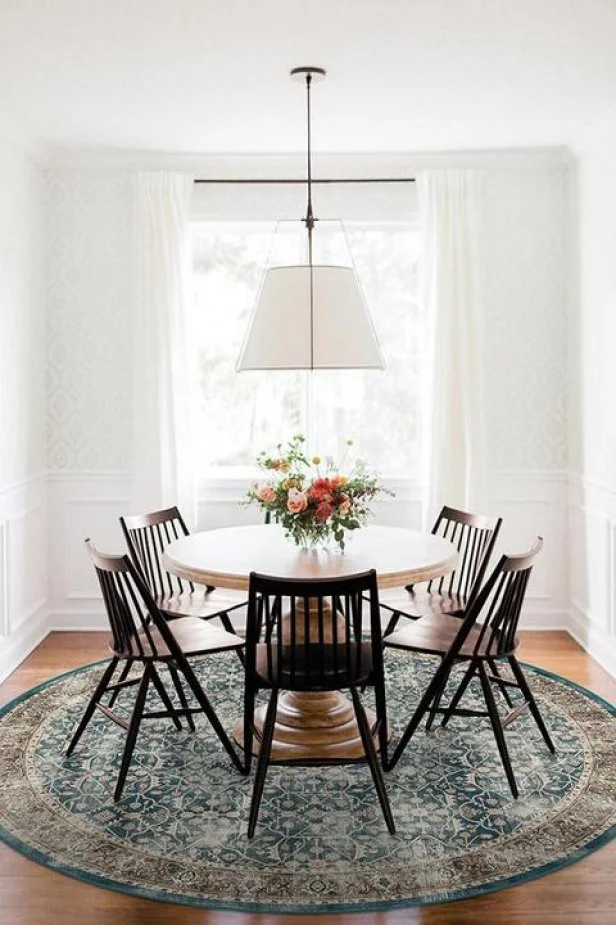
left=163, top=524, right=458, bottom=591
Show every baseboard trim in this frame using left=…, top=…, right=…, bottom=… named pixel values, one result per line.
left=5, top=616, right=614, bottom=683
left=519, top=609, right=568, bottom=631
left=569, top=607, right=616, bottom=679
left=0, top=607, right=49, bottom=684
left=49, top=611, right=568, bottom=634
left=48, top=610, right=107, bottom=632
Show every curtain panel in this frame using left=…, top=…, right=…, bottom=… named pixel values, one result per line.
left=131, top=171, right=196, bottom=524
left=419, top=169, right=486, bottom=524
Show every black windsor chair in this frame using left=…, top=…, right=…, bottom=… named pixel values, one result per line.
left=379, top=505, right=502, bottom=635
left=66, top=540, right=245, bottom=802
left=120, top=506, right=248, bottom=631
left=242, top=570, right=395, bottom=838
left=385, top=538, right=555, bottom=798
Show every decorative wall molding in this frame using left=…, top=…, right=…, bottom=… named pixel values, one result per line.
left=45, top=468, right=569, bottom=634
left=569, top=105, right=616, bottom=154
left=567, top=473, right=616, bottom=678
left=569, top=607, right=616, bottom=681
left=0, top=466, right=609, bottom=672
left=46, top=148, right=570, bottom=173
left=0, top=604, right=49, bottom=686
left=0, top=522, right=7, bottom=637
left=0, top=107, right=45, bottom=164
left=0, top=473, right=48, bottom=682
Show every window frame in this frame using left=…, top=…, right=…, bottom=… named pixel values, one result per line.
left=188, top=183, right=423, bottom=502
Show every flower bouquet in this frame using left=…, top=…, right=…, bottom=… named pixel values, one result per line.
left=245, top=434, right=390, bottom=552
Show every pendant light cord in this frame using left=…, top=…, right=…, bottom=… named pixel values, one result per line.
left=305, top=72, right=315, bottom=371
left=305, top=73, right=315, bottom=236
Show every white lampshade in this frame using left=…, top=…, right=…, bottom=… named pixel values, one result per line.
left=236, top=265, right=385, bottom=371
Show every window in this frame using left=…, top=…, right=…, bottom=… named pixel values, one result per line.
left=190, top=217, right=422, bottom=476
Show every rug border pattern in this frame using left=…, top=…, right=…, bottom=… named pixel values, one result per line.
left=0, top=658, right=614, bottom=915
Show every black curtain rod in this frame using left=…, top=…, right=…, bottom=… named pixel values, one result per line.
left=193, top=176, right=415, bottom=185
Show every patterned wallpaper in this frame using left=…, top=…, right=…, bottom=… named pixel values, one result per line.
left=480, top=167, right=568, bottom=470
left=44, top=163, right=569, bottom=473
left=46, top=170, right=132, bottom=469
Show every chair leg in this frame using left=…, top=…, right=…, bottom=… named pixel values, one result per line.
left=176, top=657, right=244, bottom=773
left=168, top=662, right=196, bottom=732
left=478, top=662, right=519, bottom=799
left=114, top=664, right=152, bottom=802
left=351, top=687, right=395, bottom=834
left=149, top=665, right=183, bottom=731
left=383, top=611, right=402, bottom=637
left=374, top=673, right=389, bottom=768
left=107, top=659, right=132, bottom=708
left=426, top=657, right=449, bottom=731
left=66, top=658, right=119, bottom=756
left=387, top=657, right=451, bottom=770
left=218, top=611, right=246, bottom=667
left=441, top=661, right=477, bottom=728
left=508, top=656, right=555, bottom=753
left=247, top=688, right=278, bottom=839
left=242, top=684, right=256, bottom=775
left=488, top=658, right=514, bottom=708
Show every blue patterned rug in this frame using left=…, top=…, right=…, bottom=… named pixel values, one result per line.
left=0, top=650, right=614, bottom=913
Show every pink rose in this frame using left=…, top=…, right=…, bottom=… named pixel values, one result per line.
left=315, top=500, right=333, bottom=522
left=338, top=494, right=351, bottom=516
left=287, top=488, right=308, bottom=514
left=256, top=484, right=276, bottom=504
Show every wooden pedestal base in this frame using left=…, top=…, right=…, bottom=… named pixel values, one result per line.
left=233, top=594, right=383, bottom=760
left=234, top=690, right=379, bottom=761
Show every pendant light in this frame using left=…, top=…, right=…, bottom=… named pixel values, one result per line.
left=236, top=67, right=385, bottom=371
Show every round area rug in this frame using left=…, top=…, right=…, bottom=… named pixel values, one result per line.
left=0, top=650, right=615, bottom=914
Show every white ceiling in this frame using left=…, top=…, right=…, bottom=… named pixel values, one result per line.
left=0, top=0, right=615, bottom=157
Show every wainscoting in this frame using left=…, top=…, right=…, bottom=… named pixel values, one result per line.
left=46, top=468, right=569, bottom=633
left=569, top=475, right=616, bottom=678
left=0, top=474, right=48, bottom=681
left=1, top=467, right=599, bottom=685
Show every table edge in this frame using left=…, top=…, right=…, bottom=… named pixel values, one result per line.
left=162, top=548, right=459, bottom=593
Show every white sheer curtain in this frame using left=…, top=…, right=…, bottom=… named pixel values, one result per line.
left=131, top=171, right=196, bottom=524
left=419, top=169, right=486, bottom=525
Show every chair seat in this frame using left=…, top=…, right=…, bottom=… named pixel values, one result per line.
left=379, top=588, right=466, bottom=620
left=255, top=642, right=375, bottom=690
left=156, top=588, right=247, bottom=622
left=384, top=613, right=516, bottom=659
left=115, top=617, right=245, bottom=659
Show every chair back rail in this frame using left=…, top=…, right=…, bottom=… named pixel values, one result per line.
left=427, top=505, right=502, bottom=600
left=86, top=539, right=177, bottom=659
left=120, top=507, right=195, bottom=597
left=245, top=570, right=383, bottom=692
left=448, top=537, right=543, bottom=661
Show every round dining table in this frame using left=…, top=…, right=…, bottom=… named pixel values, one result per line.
left=163, top=524, right=458, bottom=761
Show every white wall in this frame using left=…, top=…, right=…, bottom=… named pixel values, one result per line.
left=0, top=131, right=47, bottom=679
left=44, top=153, right=570, bottom=632
left=569, top=117, right=616, bottom=677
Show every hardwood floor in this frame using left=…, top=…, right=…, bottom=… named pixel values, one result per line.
left=0, top=631, right=614, bottom=925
